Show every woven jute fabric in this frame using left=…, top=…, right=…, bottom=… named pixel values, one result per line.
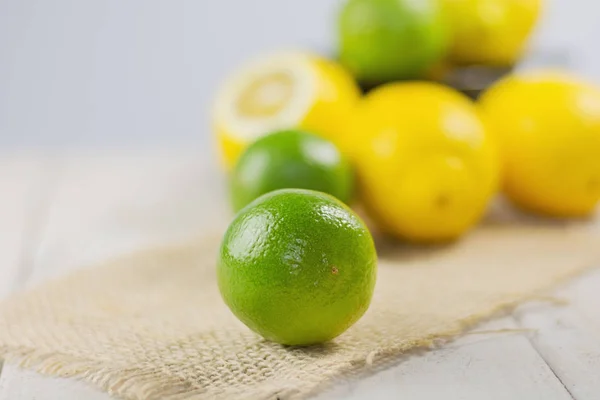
left=0, top=222, right=599, bottom=399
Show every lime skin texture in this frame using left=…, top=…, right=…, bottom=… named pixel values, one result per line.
left=217, top=189, right=377, bottom=346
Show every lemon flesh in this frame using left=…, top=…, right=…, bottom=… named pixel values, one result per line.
left=213, top=52, right=360, bottom=169
left=236, top=72, right=294, bottom=118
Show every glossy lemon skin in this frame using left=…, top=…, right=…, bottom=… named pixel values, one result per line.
left=442, top=0, right=542, bottom=66
left=353, top=82, right=499, bottom=242
left=479, top=71, right=600, bottom=217
left=215, top=55, right=361, bottom=170
left=302, top=56, right=362, bottom=152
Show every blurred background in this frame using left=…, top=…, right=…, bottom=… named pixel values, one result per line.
left=0, top=0, right=598, bottom=154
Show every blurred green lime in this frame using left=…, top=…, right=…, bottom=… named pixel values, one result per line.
left=338, top=0, right=448, bottom=83
left=230, top=129, right=354, bottom=212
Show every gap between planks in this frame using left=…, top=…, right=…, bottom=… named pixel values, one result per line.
left=513, top=268, right=600, bottom=400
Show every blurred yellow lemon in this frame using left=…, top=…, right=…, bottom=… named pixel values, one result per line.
left=442, top=0, right=542, bottom=66
left=479, top=70, right=600, bottom=217
left=354, top=82, right=499, bottom=242
left=213, top=52, right=361, bottom=169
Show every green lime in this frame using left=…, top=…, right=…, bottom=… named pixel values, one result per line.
left=338, top=0, right=448, bottom=83
left=218, top=189, right=377, bottom=346
left=230, top=129, right=354, bottom=212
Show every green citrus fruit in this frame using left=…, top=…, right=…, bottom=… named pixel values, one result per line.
left=338, top=0, right=448, bottom=83
left=218, top=189, right=377, bottom=346
left=230, top=129, right=354, bottom=212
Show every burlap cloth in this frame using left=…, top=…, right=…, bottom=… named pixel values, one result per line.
left=0, top=216, right=599, bottom=399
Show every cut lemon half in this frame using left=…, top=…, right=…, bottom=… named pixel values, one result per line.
left=213, top=52, right=361, bottom=169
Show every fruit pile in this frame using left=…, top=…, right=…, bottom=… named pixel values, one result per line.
left=214, top=0, right=600, bottom=346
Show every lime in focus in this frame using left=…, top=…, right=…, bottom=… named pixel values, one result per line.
left=218, top=189, right=377, bottom=346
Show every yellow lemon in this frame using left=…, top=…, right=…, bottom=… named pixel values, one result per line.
left=354, top=82, right=499, bottom=242
left=442, top=0, right=542, bottom=66
left=213, top=52, right=361, bottom=169
left=479, top=70, right=600, bottom=217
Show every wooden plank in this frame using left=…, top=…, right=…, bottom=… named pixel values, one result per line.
left=25, top=151, right=230, bottom=283
left=515, top=268, right=600, bottom=400
left=318, top=317, right=573, bottom=400
left=0, top=155, right=52, bottom=298
left=0, top=152, right=582, bottom=400
left=0, top=368, right=108, bottom=400
left=0, top=154, right=59, bottom=383
left=0, top=152, right=227, bottom=400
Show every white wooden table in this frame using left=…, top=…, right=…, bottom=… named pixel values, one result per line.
left=0, top=151, right=599, bottom=400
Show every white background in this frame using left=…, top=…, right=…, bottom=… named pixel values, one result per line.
left=0, top=0, right=599, bottom=151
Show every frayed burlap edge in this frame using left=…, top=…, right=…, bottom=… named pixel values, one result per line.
left=0, top=273, right=586, bottom=400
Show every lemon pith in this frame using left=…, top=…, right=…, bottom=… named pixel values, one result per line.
left=213, top=52, right=360, bottom=169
